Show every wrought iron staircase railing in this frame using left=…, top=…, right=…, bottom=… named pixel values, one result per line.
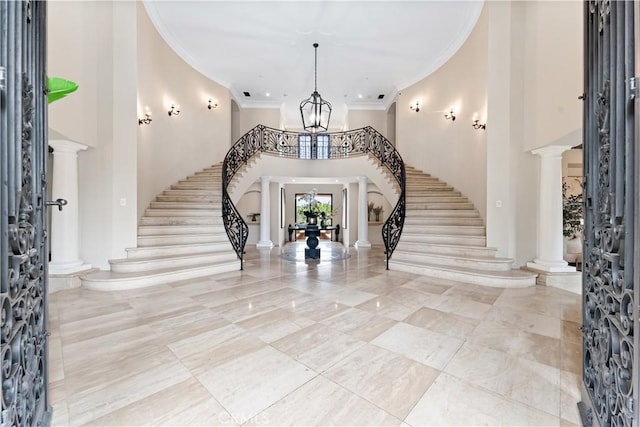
left=222, top=125, right=406, bottom=269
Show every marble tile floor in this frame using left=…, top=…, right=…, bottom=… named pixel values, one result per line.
left=48, top=245, right=583, bottom=426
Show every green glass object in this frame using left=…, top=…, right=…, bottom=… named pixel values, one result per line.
left=47, top=77, right=78, bottom=103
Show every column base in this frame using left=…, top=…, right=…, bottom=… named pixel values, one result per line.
left=256, top=240, right=274, bottom=249
left=49, top=261, right=93, bottom=275
left=354, top=240, right=371, bottom=249
left=526, top=259, right=576, bottom=273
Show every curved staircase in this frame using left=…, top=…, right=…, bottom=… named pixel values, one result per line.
left=81, top=164, right=239, bottom=291
left=389, top=166, right=536, bottom=287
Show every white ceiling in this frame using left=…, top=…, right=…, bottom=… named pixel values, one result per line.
left=143, top=1, right=484, bottom=129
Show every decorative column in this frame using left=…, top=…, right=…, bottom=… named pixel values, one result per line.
left=48, top=140, right=92, bottom=274
left=526, top=145, right=575, bottom=273
left=256, top=176, right=273, bottom=248
left=355, top=176, right=371, bottom=248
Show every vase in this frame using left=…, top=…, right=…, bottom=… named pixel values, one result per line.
left=307, top=215, right=318, bottom=225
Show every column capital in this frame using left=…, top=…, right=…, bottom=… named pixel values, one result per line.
left=530, top=144, right=573, bottom=158
left=49, top=139, right=88, bottom=154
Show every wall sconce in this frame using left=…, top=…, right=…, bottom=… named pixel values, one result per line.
left=0, top=66, right=5, bottom=90
left=409, top=101, right=420, bottom=112
left=168, top=103, right=180, bottom=116
left=472, top=119, right=486, bottom=130
left=207, top=99, right=218, bottom=110
left=444, top=108, right=456, bottom=121
left=138, top=112, right=152, bottom=125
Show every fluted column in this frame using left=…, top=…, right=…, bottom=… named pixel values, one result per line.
left=256, top=176, right=273, bottom=248
left=527, top=145, right=575, bottom=273
left=355, top=176, right=371, bottom=248
left=48, top=140, right=92, bottom=274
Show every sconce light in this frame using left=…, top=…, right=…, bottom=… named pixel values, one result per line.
left=409, top=101, right=420, bottom=112
left=138, top=112, right=152, bottom=125
left=472, top=119, right=486, bottom=130
left=207, top=99, right=218, bottom=110
left=444, top=108, right=456, bottom=121
left=168, top=103, right=181, bottom=116
left=0, top=66, right=5, bottom=90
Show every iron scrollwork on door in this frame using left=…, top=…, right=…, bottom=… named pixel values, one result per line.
left=1, top=1, right=51, bottom=426
left=580, top=1, right=637, bottom=426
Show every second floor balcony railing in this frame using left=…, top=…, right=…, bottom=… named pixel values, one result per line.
left=222, top=125, right=406, bottom=269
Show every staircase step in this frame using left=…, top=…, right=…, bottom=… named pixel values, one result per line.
left=110, top=252, right=238, bottom=273
left=156, top=195, right=222, bottom=203
left=404, top=186, right=456, bottom=193
left=406, top=196, right=467, bottom=203
left=185, top=176, right=222, bottom=182
left=393, top=250, right=512, bottom=272
left=139, top=216, right=224, bottom=226
left=404, top=225, right=485, bottom=236
left=137, top=232, right=229, bottom=246
left=388, top=260, right=536, bottom=288
left=405, top=209, right=480, bottom=218
left=404, top=217, right=484, bottom=226
left=406, top=202, right=475, bottom=210
left=138, top=225, right=221, bottom=236
left=163, top=189, right=222, bottom=196
left=396, top=241, right=497, bottom=258
left=144, top=209, right=221, bottom=217
left=150, top=201, right=220, bottom=210
left=175, top=181, right=220, bottom=187
left=126, top=242, right=233, bottom=258
left=401, top=233, right=486, bottom=246
left=80, top=261, right=239, bottom=291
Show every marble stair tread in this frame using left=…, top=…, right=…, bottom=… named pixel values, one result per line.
left=400, top=233, right=487, bottom=246
left=402, top=225, right=486, bottom=236
left=109, top=251, right=238, bottom=273
left=163, top=189, right=222, bottom=196
left=405, top=209, right=480, bottom=218
left=388, top=260, right=537, bottom=288
left=155, top=195, right=222, bottom=202
left=144, top=209, right=221, bottom=217
left=149, top=201, right=222, bottom=209
left=80, top=261, right=239, bottom=291
left=137, top=225, right=223, bottom=235
left=392, top=250, right=513, bottom=272
left=404, top=217, right=484, bottom=226
left=139, top=216, right=224, bottom=226
left=396, top=241, right=497, bottom=257
left=126, top=241, right=232, bottom=258
left=406, top=202, right=475, bottom=210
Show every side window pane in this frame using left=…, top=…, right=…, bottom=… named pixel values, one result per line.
left=298, top=134, right=311, bottom=159
left=317, top=134, right=330, bottom=159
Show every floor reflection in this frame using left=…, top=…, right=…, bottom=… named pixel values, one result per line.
left=280, top=240, right=351, bottom=262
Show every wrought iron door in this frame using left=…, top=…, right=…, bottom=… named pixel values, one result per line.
left=579, top=1, right=639, bottom=426
left=1, top=1, right=52, bottom=426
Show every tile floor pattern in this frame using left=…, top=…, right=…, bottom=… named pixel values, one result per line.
left=48, top=245, right=583, bottom=426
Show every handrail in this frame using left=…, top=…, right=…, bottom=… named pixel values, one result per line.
left=222, top=125, right=405, bottom=269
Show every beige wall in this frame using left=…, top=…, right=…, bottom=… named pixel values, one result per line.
left=397, top=6, right=488, bottom=222
left=523, top=1, right=583, bottom=151
left=49, top=0, right=138, bottom=269
left=347, top=109, right=388, bottom=137
left=238, top=107, right=281, bottom=136
left=137, top=4, right=231, bottom=218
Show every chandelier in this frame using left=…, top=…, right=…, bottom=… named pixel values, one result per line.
left=300, top=43, right=332, bottom=132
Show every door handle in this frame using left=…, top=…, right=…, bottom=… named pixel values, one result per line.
left=46, top=198, right=68, bottom=211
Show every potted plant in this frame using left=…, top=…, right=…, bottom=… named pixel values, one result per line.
left=298, top=189, right=320, bottom=225
left=367, top=202, right=374, bottom=222
left=563, top=181, right=583, bottom=265
left=372, top=205, right=383, bottom=222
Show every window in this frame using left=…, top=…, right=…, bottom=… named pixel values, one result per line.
left=295, top=193, right=333, bottom=224
left=298, top=134, right=312, bottom=160
left=317, top=134, right=330, bottom=159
